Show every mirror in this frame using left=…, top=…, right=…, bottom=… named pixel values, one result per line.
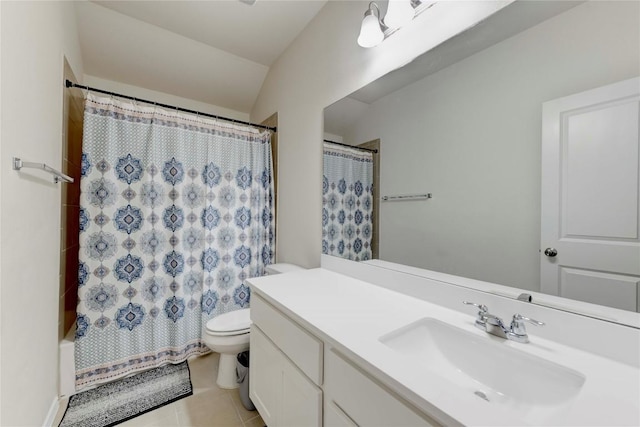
left=323, top=1, right=640, bottom=318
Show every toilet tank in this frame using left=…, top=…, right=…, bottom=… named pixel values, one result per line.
left=264, top=263, right=305, bottom=275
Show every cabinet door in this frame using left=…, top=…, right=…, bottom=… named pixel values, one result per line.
left=324, top=401, right=358, bottom=427
left=250, top=325, right=282, bottom=427
left=325, top=349, right=439, bottom=427
left=281, top=357, right=322, bottom=427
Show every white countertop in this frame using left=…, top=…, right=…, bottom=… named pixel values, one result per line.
left=248, top=268, right=640, bottom=426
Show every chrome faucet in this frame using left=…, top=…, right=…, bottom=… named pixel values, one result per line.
left=463, top=301, right=544, bottom=343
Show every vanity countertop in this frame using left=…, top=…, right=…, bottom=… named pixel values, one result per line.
left=248, top=268, right=640, bottom=426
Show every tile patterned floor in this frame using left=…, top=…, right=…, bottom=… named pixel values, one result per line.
left=53, top=352, right=265, bottom=427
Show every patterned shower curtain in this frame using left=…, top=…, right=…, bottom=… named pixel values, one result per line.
left=75, top=94, right=274, bottom=389
left=322, top=142, right=373, bottom=261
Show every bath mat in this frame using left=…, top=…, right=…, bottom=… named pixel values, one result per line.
left=58, top=361, right=192, bottom=427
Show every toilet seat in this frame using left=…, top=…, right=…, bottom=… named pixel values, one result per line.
left=205, top=328, right=250, bottom=337
left=205, top=308, right=251, bottom=336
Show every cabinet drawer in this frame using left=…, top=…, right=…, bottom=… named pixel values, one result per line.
left=251, top=294, right=323, bottom=385
left=325, top=348, right=439, bottom=427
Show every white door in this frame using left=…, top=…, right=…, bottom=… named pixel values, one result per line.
left=541, top=77, right=640, bottom=312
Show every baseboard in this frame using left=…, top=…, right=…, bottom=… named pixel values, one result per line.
left=43, top=396, right=60, bottom=427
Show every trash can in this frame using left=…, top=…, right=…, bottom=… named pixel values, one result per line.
left=236, top=351, right=256, bottom=411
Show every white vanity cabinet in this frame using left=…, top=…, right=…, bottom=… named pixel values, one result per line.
left=250, top=294, right=323, bottom=427
left=250, top=292, right=441, bottom=427
left=249, top=269, right=640, bottom=427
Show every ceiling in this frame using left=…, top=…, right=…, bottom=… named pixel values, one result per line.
left=75, top=0, right=327, bottom=113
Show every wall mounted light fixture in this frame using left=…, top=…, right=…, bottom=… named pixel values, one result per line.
left=357, top=2, right=386, bottom=48
left=384, top=0, right=416, bottom=29
left=358, top=0, right=433, bottom=48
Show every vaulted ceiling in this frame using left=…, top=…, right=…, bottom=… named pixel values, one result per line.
left=75, top=0, right=328, bottom=113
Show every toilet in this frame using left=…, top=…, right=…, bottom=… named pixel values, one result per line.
left=202, top=263, right=304, bottom=389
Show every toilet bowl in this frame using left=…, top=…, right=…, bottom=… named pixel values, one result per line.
left=203, top=263, right=305, bottom=389
left=203, top=308, right=251, bottom=389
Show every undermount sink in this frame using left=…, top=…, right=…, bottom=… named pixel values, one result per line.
left=379, top=318, right=585, bottom=407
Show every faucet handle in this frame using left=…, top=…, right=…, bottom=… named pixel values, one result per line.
left=463, top=301, right=488, bottom=331
left=463, top=301, right=488, bottom=313
left=509, top=314, right=544, bottom=343
left=513, top=314, right=544, bottom=327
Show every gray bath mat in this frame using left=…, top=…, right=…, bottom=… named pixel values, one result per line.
left=59, top=361, right=192, bottom=427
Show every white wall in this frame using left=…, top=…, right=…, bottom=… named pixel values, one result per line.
left=0, top=2, right=3, bottom=421
left=75, top=1, right=269, bottom=114
left=251, top=0, right=512, bottom=268
left=0, top=1, right=83, bottom=425
left=342, top=1, right=639, bottom=291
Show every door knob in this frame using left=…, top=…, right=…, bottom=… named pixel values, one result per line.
left=544, top=248, right=557, bottom=257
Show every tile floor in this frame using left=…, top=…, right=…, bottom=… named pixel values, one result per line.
left=53, top=352, right=265, bottom=427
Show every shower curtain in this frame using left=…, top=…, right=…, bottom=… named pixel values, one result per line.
left=322, top=142, right=373, bottom=261
left=75, top=94, right=274, bottom=389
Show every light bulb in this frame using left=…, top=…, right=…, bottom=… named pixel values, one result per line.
left=384, top=0, right=415, bottom=29
left=357, top=11, right=384, bottom=48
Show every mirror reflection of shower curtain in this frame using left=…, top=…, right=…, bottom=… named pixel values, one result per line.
left=322, top=142, right=373, bottom=261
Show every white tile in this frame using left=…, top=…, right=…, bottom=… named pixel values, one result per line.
left=176, top=390, right=242, bottom=427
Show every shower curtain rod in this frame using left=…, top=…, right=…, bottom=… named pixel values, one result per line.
left=65, top=80, right=277, bottom=132
left=323, top=139, right=378, bottom=153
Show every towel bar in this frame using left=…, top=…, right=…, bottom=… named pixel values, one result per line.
left=12, top=157, right=74, bottom=184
